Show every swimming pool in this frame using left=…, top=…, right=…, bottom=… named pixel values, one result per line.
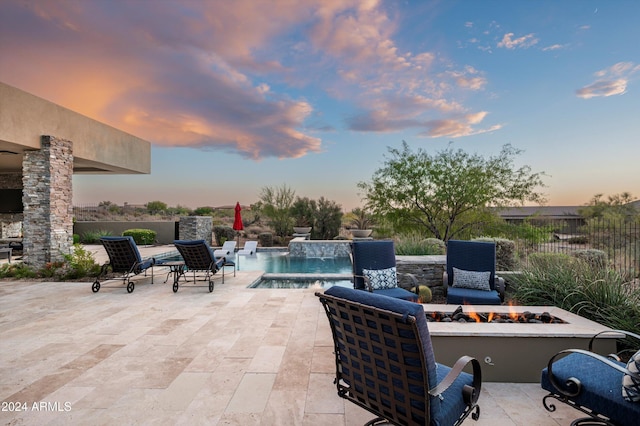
left=248, top=279, right=352, bottom=289
left=235, top=251, right=352, bottom=273
left=158, top=250, right=352, bottom=273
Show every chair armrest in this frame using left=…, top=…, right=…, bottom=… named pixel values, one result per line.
left=398, top=272, right=420, bottom=294
left=547, top=348, right=640, bottom=398
left=495, top=276, right=505, bottom=300
left=429, top=355, right=482, bottom=407
left=354, top=274, right=374, bottom=292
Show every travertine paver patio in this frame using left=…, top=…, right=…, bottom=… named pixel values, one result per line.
left=0, top=246, right=580, bottom=425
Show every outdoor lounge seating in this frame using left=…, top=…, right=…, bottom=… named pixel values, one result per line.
left=214, top=241, right=236, bottom=278
left=237, top=240, right=257, bottom=256
left=173, top=239, right=226, bottom=292
left=93, top=236, right=155, bottom=293
left=444, top=240, right=504, bottom=305
left=213, top=240, right=236, bottom=258
left=541, top=329, right=640, bottom=426
left=317, top=286, right=482, bottom=426
left=351, top=239, right=420, bottom=302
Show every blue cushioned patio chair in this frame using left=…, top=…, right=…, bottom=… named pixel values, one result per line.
left=173, top=240, right=226, bottom=293
left=351, top=240, right=420, bottom=302
left=541, top=329, right=640, bottom=426
left=93, top=236, right=155, bottom=293
left=317, top=286, right=482, bottom=426
left=444, top=240, right=504, bottom=305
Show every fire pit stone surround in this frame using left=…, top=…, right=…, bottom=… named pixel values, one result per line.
left=422, top=304, right=620, bottom=382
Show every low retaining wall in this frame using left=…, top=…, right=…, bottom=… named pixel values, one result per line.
left=397, top=255, right=447, bottom=298
left=74, top=221, right=178, bottom=244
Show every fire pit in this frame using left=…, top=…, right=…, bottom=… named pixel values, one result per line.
left=422, top=304, right=620, bottom=382
left=426, top=305, right=567, bottom=324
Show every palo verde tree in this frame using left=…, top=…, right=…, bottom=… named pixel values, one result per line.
left=259, top=184, right=296, bottom=237
left=358, top=142, right=546, bottom=241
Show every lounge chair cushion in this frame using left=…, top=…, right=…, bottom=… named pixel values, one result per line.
left=446, top=286, right=501, bottom=305
left=541, top=352, right=638, bottom=425
left=363, top=266, right=397, bottom=289
left=623, top=349, right=640, bottom=402
left=452, top=267, right=491, bottom=291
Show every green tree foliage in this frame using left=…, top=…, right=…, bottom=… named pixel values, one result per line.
left=313, top=197, right=343, bottom=239
left=193, top=206, right=214, bottom=216
left=358, top=142, right=546, bottom=241
left=260, top=184, right=296, bottom=237
left=145, top=200, right=167, bottom=215
left=291, top=197, right=316, bottom=227
left=578, top=192, right=639, bottom=220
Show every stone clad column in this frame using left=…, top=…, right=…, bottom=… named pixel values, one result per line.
left=22, top=136, right=74, bottom=267
left=178, top=216, right=213, bottom=244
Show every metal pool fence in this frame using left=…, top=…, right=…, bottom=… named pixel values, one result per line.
left=460, top=218, right=639, bottom=277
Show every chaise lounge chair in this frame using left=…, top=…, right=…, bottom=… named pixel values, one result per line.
left=444, top=240, right=504, bottom=305
left=317, top=286, right=482, bottom=425
left=351, top=240, right=420, bottom=302
left=237, top=240, right=258, bottom=256
left=93, top=236, right=155, bottom=293
left=173, top=240, right=226, bottom=292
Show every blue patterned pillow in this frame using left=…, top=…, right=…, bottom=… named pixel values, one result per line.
left=622, top=349, right=640, bottom=402
left=452, top=267, right=491, bottom=291
left=363, top=267, right=397, bottom=290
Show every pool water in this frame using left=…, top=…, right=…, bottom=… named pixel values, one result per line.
left=158, top=250, right=352, bottom=274
left=236, top=251, right=352, bottom=273
left=248, top=279, right=352, bottom=289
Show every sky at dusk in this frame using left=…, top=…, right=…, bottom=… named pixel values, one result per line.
left=1, top=0, right=639, bottom=211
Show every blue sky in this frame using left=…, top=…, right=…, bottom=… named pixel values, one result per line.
left=1, top=0, right=638, bottom=211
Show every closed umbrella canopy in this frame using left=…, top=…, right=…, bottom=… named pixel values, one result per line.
left=233, top=202, right=243, bottom=231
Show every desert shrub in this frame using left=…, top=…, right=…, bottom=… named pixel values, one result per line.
left=259, top=232, right=273, bottom=247
left=61, top=244, right=101, bottom=279
left=123, top=229, right=156, bottom=245
left=511, top=255, right=640, bottom=335
left=80, top=229, right=113, bottom=243
left=473, top=237, right=516, bottom=271
left=567, top=235, right=589, bottom=244
left=213, top=225, right=236, bottom=246
left=0, top=262, right=37, bottom=279
left=571, top=249, right=607, bottom=269
left=73, top=234, right=80, bottom=244
left=395, top=234, right=445, bottom=255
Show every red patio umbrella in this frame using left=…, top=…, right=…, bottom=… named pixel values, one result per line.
left=233, top=202, right=243, bottom=245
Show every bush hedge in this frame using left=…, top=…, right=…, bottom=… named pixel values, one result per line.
left=259, top=232, right=273, bottom=247
left=214, top=225, right=236, bottom=246
left=473, top=237, right=516, bottom=271
left=122, top=229, right=156, bottom=245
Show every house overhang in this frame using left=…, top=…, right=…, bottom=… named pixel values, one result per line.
left=0, top=82, right=150, bottom=175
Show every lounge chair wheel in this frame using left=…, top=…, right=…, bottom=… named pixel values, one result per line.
left=209, top=281, right=214, bottom=292
left=173, top=282, right=179, bottom=293
left=127, top=282, right=135, bottom=293
left=92, top=281, right=100, bottom=293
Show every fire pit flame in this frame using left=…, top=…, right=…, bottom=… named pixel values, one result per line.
left=425, top=305, right=566, bottom=324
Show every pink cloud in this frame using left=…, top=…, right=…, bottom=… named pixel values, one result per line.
left=497, top=32, right=539, bottom=49
left=576, top=62, right=639, bottom=99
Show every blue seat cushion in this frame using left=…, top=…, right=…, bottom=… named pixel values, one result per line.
left=432, top=363, right=475, bottom=426
left=447, top=286, right=501, bottom=305
left=373, top=286, right=419, bottom=302
left=541, top=352, right=640, bottom=426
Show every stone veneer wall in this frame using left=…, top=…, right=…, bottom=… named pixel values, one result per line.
left=0, top=173, right=24, bottom=238
left=396, top=256, right=447, bottom=298
left=22, top=136, right=74, bottom=267
left=288, top=239, right=351, bottom=258
left=178, top=216, right=213, bottom=244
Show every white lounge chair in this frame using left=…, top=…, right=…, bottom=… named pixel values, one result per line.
left=237, top=241, right=258, bottom=256
left=213, top=241, right=236, bottom=258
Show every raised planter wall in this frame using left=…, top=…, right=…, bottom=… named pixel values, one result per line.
left=397, top=255, right=447, bottom=297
